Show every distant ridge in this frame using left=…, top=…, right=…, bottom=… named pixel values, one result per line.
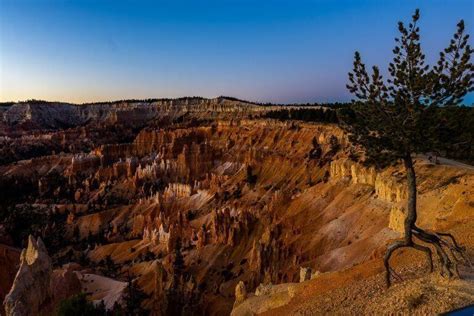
left=1, top=96, right=350, bottom=108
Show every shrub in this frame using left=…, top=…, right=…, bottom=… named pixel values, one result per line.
left=57, top=293, right=106, bottom=316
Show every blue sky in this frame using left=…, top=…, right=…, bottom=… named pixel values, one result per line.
left=0, top=0, right=473, bottom=104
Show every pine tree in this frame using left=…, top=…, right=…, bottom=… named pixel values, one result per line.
left=341, top=9, right=473, bottom=286
left=172, top=238, right=185, bottom=279
left=56, top=293, right=106, bottom=316
left=166, top=238, right=185, bottom=315
left=246, top=165, right=257, bottom=185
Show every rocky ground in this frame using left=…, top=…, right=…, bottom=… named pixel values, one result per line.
left=0, top=97, right=472, bottom=315
left=233, top=220, right=474, bottom=315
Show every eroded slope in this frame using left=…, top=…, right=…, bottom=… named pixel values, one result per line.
left=1, top=107, right=473, bottom=315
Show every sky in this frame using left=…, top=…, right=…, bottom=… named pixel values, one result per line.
left=0, top=0, right=473, bottom=104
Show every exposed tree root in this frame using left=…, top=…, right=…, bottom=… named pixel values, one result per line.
left=384, top=226, right=469, bottom=287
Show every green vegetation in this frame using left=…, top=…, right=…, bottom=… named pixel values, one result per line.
left=57, top=293, right=106, bottom=316
left=0, top=204, right=67, bottom=251
left=263, top=108, right=338, bottom=123
left=430, top=106, right=474, bottom=163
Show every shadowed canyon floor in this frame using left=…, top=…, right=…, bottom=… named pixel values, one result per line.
left=0, top=98, right=473, bottom=315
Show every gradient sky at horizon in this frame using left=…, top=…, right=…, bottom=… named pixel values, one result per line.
left=1, top=0, right=473, bottom=104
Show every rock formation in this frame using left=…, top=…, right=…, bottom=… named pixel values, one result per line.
left=233, top=281, right=247, bottom=308
left=299, top=267, right=312, bottom=282
left=3, top=236, right=53, bottom=316
left=330, top=158, right=407, bottom=203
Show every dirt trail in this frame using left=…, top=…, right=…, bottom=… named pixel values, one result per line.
left=418, top=155, right=474, bottom=171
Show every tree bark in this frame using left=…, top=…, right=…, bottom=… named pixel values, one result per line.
left=402, top=154, right=417, bottom=245
left=384, top=154, right=467, bottom=286
left=384, top=154, right=419, bottom=286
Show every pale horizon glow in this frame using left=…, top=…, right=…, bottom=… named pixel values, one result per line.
left=1, top=0, right=473, bottom=104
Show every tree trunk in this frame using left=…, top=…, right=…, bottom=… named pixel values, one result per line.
left=403, top=154, right=417, bottom=245
left=384, top=154, right=467, bottom=286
